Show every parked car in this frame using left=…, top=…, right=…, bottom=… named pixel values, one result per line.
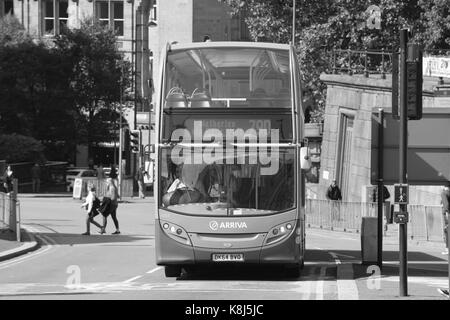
left=66, top=168, right=97, bottom=192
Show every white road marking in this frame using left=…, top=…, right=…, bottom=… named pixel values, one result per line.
left=0, top=280, right=326, bottom=296
left=382, top=276, right=448, bottom=288
left=146, top=267, right=163, bottom=274
left=329, top=251, right=359, bottom=300
left=0, top=225, right=54, bottom=270
left=123, top=276, right=143, bottom=283
left=315, top=267, right=326, bottom=300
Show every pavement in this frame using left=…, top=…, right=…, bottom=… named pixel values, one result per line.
left=0, top=227, right=39, bottom=262
left=0, top=194, right=447, bottom=300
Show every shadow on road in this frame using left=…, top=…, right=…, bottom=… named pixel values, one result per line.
left=32, top=232, right=153, bottom=246
left=177, top=264, right=308, bottom=281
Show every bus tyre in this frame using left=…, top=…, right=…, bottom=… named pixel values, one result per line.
left=165, top=265, right=182, bottom=277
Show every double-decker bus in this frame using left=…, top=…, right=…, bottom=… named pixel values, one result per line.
left=154, top=41, right=309, bottom=277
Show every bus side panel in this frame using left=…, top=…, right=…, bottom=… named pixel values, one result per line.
left=155, top=219, right=195, bottom=265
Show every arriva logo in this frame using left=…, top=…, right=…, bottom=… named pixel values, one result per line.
left=209, top=221, right=248, bottom=231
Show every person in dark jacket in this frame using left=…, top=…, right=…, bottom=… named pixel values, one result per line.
left=2, top=165, right=14, bottom=194
left=326, top=179, right=342, bottom=221
left=326, top=180, right=342, bottom=201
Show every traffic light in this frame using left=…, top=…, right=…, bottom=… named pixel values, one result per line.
left=129, top=130, right=141, bottom=154
left=406, top=43, right=423, bottom=120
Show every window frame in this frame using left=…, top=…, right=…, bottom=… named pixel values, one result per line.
left=41, top=0, right=68, bottom=36
left=95, top=0, right=124, bottom=37
left=150, top=0, right=157, bottom=23
left=0, top=0, right=14, bottom=17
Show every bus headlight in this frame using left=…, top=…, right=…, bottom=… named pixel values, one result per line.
left=160, top=220, right=192, bottom=246
left=264, top=221, right=296, bottom=245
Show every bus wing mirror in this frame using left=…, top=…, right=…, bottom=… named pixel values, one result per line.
left=149, top=144, right=155, bottom=153
left=300, top=147, right=311, bottom=171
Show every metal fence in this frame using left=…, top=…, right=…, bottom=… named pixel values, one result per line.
left=331, top=48, right=394, bottom=79
left=75, top=178, right=134, bottom=199
left=0, top=192, right=21, bottom=242
left=306, top=199, right=444, bottom=242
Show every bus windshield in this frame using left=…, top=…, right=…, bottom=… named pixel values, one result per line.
left=164, top=47, right=291, bottom=108
left=159, top=147, right=295, bottom=216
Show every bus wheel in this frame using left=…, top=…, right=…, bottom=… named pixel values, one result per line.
left=165, top=265, right=181, bottom=277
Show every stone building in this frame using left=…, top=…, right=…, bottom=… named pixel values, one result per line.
left=317, top=72, right=450, bottom=205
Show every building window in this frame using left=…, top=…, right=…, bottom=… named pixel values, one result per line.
left=95, top=1, right=124, bottom=37
left=42, top=0, right=68, bottom=36
left=150, top=0, right=157, bottom=22
left=1, top=0, right=14, bottom=16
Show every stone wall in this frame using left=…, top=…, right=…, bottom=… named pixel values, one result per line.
left=319, top=73, right=449, bottom=205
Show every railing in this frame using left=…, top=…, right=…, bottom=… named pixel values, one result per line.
left=306, top=199, right=445, bottom=242
left=0, top=192, right=21, bottom=242
left=75, top=178, right=134, bottom=199
left=331, top=48, right=394, bottom=79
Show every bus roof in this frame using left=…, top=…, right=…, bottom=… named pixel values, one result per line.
left=169, top=41, right=291, bottom=52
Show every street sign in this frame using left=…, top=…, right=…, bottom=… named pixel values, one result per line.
left=72, top=178, right=82, bottom=200
left=394, top=183, right=409, bottom=204
left=394, top=211, right=409, bottom=224
left=371, top=108, right=450, bottom=185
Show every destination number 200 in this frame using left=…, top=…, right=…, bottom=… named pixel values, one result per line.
left=249, top=120, right=271, bottom=130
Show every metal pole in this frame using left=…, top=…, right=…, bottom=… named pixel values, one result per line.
left=292, top=0, right=296, bottom=45
left=118, top=67, right=123, bottom=199
left=399, top=28, right=409, bottom=297
left=377, top=108, right=384, bottom=270
left=16, top=200, right=20, bottom=242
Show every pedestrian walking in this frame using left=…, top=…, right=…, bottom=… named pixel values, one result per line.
left=80, top=185, right=103, bottom=235
left=31, top=163, right=41, bottom=193
left=2, top=165, right=14, bottom=194
left=135, top=166, right=148, bottom=199
left=440, top=183, right=449, bottom=255
left=109, top=164, right=118, bottom=187
left=326, top=179, right=342, bottom=221
left=98, top=178, right=120, bottom=235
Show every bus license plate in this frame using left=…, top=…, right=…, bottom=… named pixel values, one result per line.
left=212, top=253, right=244, bottom=262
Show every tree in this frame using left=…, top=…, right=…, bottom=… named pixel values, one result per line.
left=54, top=19, right=133, bottom=160
left=0, top=134, right=45, bottom=163
left=222, top=0, right=449, bottom=122
left=0, top=15, right=76, bottom=161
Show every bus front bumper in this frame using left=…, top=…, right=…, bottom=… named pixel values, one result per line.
left=155, top=223, right=302, bottom=266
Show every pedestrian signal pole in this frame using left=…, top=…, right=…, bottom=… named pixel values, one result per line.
left=398, top=28, right=409, bottom=297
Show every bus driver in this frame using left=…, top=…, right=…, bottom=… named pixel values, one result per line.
left=162, top=162, right=207, bottom=207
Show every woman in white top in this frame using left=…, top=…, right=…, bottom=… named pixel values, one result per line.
left=80, top=185, right=102, bottom=235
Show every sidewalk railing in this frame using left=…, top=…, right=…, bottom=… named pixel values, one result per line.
left=0, top=191, right=21, bottom=242
left=306, top=199, right=444, bottom=242
left=331, top=48, right=393, bottom=79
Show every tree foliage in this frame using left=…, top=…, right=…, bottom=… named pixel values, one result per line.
left=223, top=0, right=450, bottom=122
left=0, top=134, right=45, bottom=163
left=54, top=19, right=132, bottom=158
left=0, top=17, right=132, bottom=163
